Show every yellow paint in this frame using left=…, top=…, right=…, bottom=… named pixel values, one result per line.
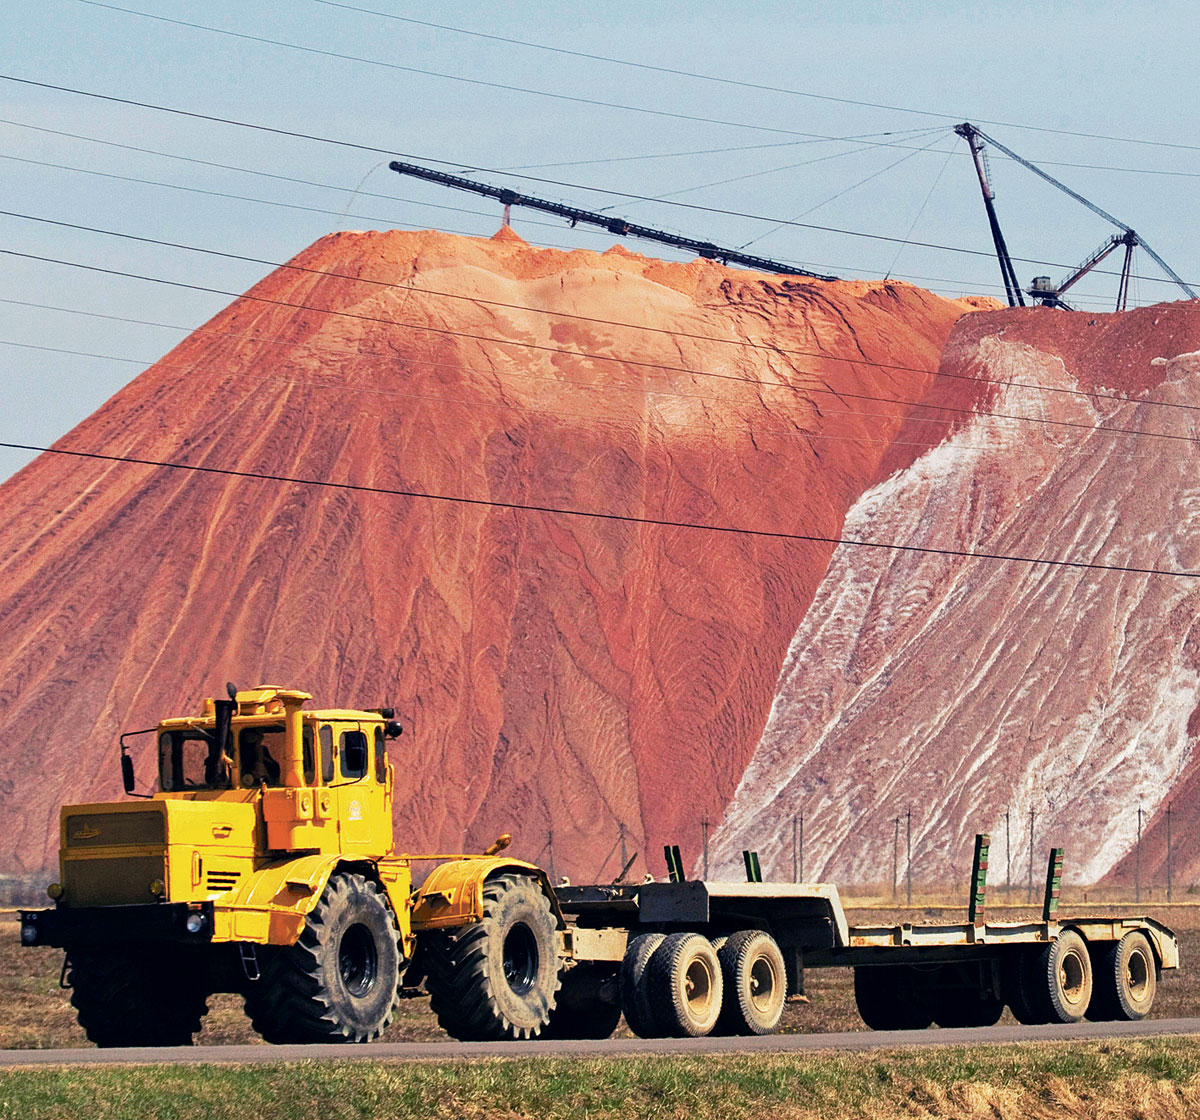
left=411, top=857, right=563, bottom=931
left=55, top=687, right=427, bottom=951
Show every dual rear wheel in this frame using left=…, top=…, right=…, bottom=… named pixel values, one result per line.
left=620, top=929, right=787, bottom=1038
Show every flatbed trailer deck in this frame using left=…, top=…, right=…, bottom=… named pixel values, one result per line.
left=541, top=843, right=1179, bottom=1039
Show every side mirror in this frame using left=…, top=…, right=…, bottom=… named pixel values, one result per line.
left=384, top=720, right=403, bottom=739
left=121, top=752, right=136, bottom=795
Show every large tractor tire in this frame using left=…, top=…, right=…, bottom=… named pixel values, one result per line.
left=424, top=872, right=561, bottom=1041
left=646, top=932, right=723, bottom=1038
left=853, top=965, right=934, bottom=1031
left=541, top=964, right=622, bottom=1040
left=715, top=930, right=787, bottom=1036
left=68, top=947, right=209, bottom=1047
left=244, top=871, right=402, bottom=1043
left=1089, top=932, right=1156, bottom=1021
left=619, top=932, right=667, bottom=1038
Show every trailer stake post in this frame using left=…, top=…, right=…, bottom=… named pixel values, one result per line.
left=969, top=833, right=990, bottom=925
left=1042, top=847, right=1064, bottom=921
left=743, top=850, right=763, bottom=883
left=664, top=844, right=685, bottom=883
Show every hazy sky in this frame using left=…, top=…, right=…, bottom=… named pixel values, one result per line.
left=3, top=1, right=1198, bottom=481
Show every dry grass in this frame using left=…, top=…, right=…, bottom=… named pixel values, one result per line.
left=3, top=1040, right=1200, bottom=1119
left=3, top=901, right=1198, bottom=1048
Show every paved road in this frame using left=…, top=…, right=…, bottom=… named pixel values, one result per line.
left=1, top=1018, right=1198, bottom=1066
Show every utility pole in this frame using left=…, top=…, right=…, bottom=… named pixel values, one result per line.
left=700, top=819, right=710, bottom=880
left=905, top=809, right=913, bottom=905
left=1136, top=806, right=1143, bottom=904
left=547, top=829, right=557, bottom=884
left=892, top=817, right=900, bottom=901
left=1167, top=802, right=1174, bottom=903
left=791, top=817, right=798, bottom=882
left=1005, top=808, right=1011, bottom=898
left=1027, top=807, right=1036, bottom=904
left=798, top=814, right=804, bottom=882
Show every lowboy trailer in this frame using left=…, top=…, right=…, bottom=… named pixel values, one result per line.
left=539, top=854, right=1178, bottom=1038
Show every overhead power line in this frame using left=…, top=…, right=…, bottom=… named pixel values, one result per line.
left=5, top=208, right=1199, bottom=422
left=0, top=124, right=1165, bottom=309
left=5, top=439, right=1197, bottom=580
left=6, top=242, right=1200, bottom=450
left=307, top=0, right=1200, bottom=157
left=2, top=74, right=1193, bottom=291
left=65, top=0, right=934, bottom=145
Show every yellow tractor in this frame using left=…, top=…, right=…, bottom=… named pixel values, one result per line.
left=20, top=685, right=563, bottom=1045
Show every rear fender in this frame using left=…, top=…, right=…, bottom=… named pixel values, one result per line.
left=411, top=858, right=563, bottom=932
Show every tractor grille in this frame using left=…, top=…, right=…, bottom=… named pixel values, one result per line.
left=62, top=854, right=166, bottom=907
left=204, top=869, right=242, bottom=896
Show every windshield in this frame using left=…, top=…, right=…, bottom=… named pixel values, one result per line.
left=159, top=729, right=229, bottom=791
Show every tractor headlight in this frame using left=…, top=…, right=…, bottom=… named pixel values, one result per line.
left=185, top=912, right=205, bottom=934
left=148, top=878, right=165, bottom=897
left=46, top=882, right=63, bottom=900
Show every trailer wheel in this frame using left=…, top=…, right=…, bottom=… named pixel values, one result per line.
left=424, top=872, right=561, bottom=1041
left=647, top=932, right=723, bottom=1038
left=619, top=932, right=667, bottom=1038
left=1003, top=949, right=1048, bottom=1025
left=1035, top=929, right=1093, bottom=1024
left=715, top=930, right=786, bottom=1036
left=853, top=966, right=933, bottom=1031
left=541, top=964, right=622, bottom=1039
left=68, top=947, right=209, bottom=1047
left=245, top=871, right=402, bottom=1043
left=1090, top=932, right=1156, bottom=1021
left=930, top=965, right=1004, bottom=1029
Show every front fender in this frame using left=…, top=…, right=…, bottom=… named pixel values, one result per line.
left=411, top=858, right=563, bottom=932
left=213, top=854, right=413, bottom=953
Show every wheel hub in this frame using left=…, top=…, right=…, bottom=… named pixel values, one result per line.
left=339, top=923, right=379, bottom=998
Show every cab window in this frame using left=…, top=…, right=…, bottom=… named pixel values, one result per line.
left=238, top=724, right=285, bottom=787
left=340, top=730, right=368, bottom=780
left=160, top=730, right=226, bottom=791
left=319, top=725, right=334, bottom=783
left=374, top=726, right=387, bottom=784
left=302, top=725, right=316, bottom=785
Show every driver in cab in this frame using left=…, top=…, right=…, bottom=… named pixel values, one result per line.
left=240, top=728, right=282, bottom=787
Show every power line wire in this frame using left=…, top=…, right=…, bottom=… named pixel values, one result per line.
left=307, top=0, right=1200, bottom=157
left=0, top=123, right=1151, bottom=308
left=4, top=439, right=1196, bottom=579
left=2, top=74, right=1191, bottom=289
left=66, top=0, right=939, bottom=145
left=4, top=209, right=1197, bottom=419
left=7, top=244, right=1200, bottom=450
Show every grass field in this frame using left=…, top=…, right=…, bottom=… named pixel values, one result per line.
left=2, top=900, right=1197, bottom=1049
left=2, top=1040, right=1200, bottom=1119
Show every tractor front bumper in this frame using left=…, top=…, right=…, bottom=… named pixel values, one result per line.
left=20, top=902, right=216, bottom=948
